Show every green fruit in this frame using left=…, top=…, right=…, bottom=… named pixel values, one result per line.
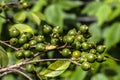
left=26, top=64, right=35, bottom=73
left=53, top=26, right=62, bottom=33
left=15, top=50, right=24, bottom=59
left=29, top=40, right=37, bottom=46
left=51, top=33, right=59, bottom=38
left=23, top=50, right=33, bottom=58
left=81, top=62, right=91, bottom=71
left=67, top=28, right=77, bottom=36
left=26, top=32, right=33, bottom=39
left=19, top=37, right=27, bottom=44
left=9, top=38, right=18, bottom=45
left=76, top=35, right=85, bottom=42
left=81, top=52, right=88, bottom=58
left=61, top=48, right=71, bottom=56
left=43, top=25, right=52, bottom=34
left=96, top=54, right=104, bottom=62
left=72, top=40, right=81, bottom=49
left=87, top=53, right=96, bottom=63
left=63, top=35, right=74, bottom=44
left=9, top=28, right=20, bottom=37
left=51, top=38, right=59, bottom=45
left=81, top=42, right=90, bottom=50
left=79, top=57, right=85, bottom=63
left=72, top=50, right=81, bottom=58
left=35, top=43, right=45, bottom=51
left=89, top=49, right=96, bottom=54
left=79, top=25, right=88, bottom=33
left=36, top=35, right=45, bottom=43
left=22, top=2, right=29, bottom=8
left=22, top=43, right=30, bottom=50
left=96, top=45, right=105, bottom=53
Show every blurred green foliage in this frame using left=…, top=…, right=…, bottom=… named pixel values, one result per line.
left=0, top=0, right=120, bottom=80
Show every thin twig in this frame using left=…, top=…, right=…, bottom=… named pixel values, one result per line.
left=9, top=69, right=33, bottom=80
left=0, top=40, right=19, bottom=50
left=0, top=71, right=13, bottom=77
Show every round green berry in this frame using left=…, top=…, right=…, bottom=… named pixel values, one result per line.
left=36, top=35, right=45, bottom=43
left=81, top=62, right=91, bottom=71
left=9, top=38, right=18, bottom=45
left=61, top=48, right=71, bottom=56
left=35, top=43, right=46, bottom=51
left=96, top=45, right=105, bottom=53
left=67, top=28, right=77, bottom=36
left=79, top=25, right=88, bottom=33
left=29, top=40, right=37, bottom=46
left=87, top=53, right=96, bottom=63
left=9, top=28, right=20, bottom=37
left=43, top=25, right=52, bottom=34
left=26, top=64, right=35, bottom=73
left=81, top=42, right=90, bottom=50
left=72, top=50, right=81, bottom=58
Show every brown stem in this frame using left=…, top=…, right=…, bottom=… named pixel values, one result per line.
left=0, top=40, right=20, bottom=50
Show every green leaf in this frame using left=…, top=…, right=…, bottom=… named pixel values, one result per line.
left=108, top=5, right=120, bottom=21
left=70, top=66, right=87, bottom=80
left=14, top=11, right=26, bottom=23
left=0, top=46, right=8, bottom=68
left=10, top=24, right=34, bottom=34
left=44, top=4, right=64, bottom=26
left=91, top=73, right=108, bottom=80
left=40, top=60, right=70, bottom=77
left=2, top=74, right=16, bottom=80
left=82, top=2, right=102, bottom=16
left=63, top=12, right=76, bottom=20
left=31, top=0, right=47, bottom=12
left=104, top=22, right=120, bottom=49
left=95, top=4, right=112, bottom=25
left=29, top=12, right=41, bottom=25
left=88, top=23, right=101, bottom=42
left=58, top=0, right=83, bottom=10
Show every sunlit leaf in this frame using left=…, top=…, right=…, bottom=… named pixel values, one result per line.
left=58, top=0, right=83, bottom=10
left=0, top=46, right=8, bottom=68
left=104, top=22, right=120, bottom=49
left=70, top=66, right=87, bottom=80
left=10, top=24, right=34, bottom=34
left=29, top=12, right=41, bottom=25
left=40, top=60, right=70, bottom=77
left=14, top=11, right=26, bottom=23
left=95, top=4, right=112, bottom=25
left=82, top=2, right=102, bottom=16
left=91, top=73, right=108, bottom=80
left=88, top=23, right=101, bottom=42
left=44, top=4, right=64, bottom=26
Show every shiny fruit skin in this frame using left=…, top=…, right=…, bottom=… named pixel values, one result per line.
left=76, top=35, right=85, bottom=42
left=81, top=42, right=90, bottom=50
left=67, top=28, right=77, bottom=36
left=26, top=64, right=35, bottom=73
left=29, top=40, right=37, bottom=46
left=9, top=38, right=18, bottom=45
left=43, top=25, right=52, bottom=34
left=79, top=25, right=88, bottom=33
left=72, top=50, right=81, bottom=58
left=97, top=45, right=105, bottom=53
left=51, top=38, right=59, bottom=45
left=53, top=26, right=62, bottom=33
left=81, top=62, right=91, bottom=71
left=9, top=29, right=20, bottom=37
left=23, top=50, right=33, bottom=58
left=96, top=54, right=104, bottom=62
left=87, top=53, right=96, bottom=63
left=35, top=43, right=45, bottom=51
left=36, top=35, right=45, bottom=43
left=15, top=50, right=24, bottom=59
left=61, top=48, right=71, bottom=56
left=63, top=35, right=74, bottom=44
left=89, top=49, right=96, bottom=54
left=19, top=37, right=27, bottom=44
left=22, top=43, right=30, bottom=50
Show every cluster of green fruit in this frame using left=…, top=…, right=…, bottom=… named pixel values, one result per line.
left=9, top=25, right=106, bottom=72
